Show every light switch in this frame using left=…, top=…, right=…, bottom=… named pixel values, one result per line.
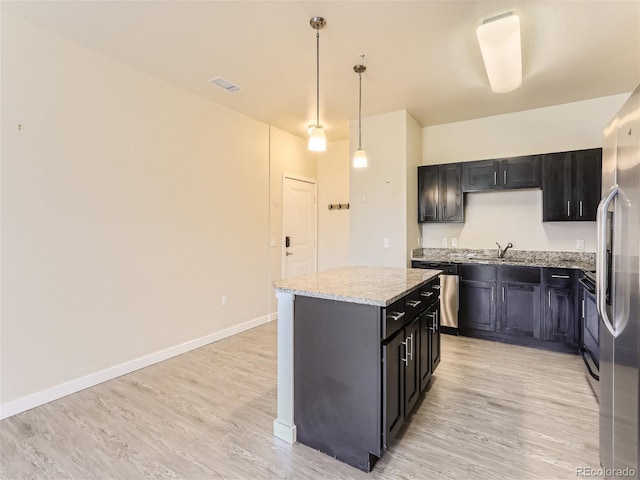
left=441, top=237, right=448, bottom=247
left=577, top=239, right=585, bottom=250
left=451, top=237, right=458, bottom=247
left=270, top=237, right=276, bottom=247
left=383, top=238, right=390, bottom=248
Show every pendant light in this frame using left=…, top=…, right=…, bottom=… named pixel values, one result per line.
left=353, top=61, right=367, bottom=168
left=308, top=16, right=326, bottom=152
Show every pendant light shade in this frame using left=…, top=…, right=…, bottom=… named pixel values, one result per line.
left=308, top=17, right=326, bottom=152
left=353, top=148, right=367, bottom=168
left=353, top=62, right=367, bottom=168
left=308, top=125, right=326, bottom=152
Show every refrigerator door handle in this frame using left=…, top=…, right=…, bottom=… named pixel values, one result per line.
left=596, top=184, right=619, bottom=337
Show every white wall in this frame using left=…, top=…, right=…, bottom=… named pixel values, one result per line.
left=405, top=112, right=423, bottom=259
left=349, top=111, right=408, bottom=267
left=317, top=140, right=349, bottom=271
left=0, top=14, right=308, bottom=413
left=268, top=128, right=316, bottom=313
left=421, top=94, right=630, bottom=252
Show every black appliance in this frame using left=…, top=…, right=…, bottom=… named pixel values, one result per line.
left=579, top=270, right=599, bottom=400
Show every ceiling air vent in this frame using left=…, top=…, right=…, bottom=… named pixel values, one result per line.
left=209, top=77, right=240, bottom=93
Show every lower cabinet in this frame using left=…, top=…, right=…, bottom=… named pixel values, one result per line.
left=383, top=280, right=440, bottom=449
left=543, top=269, right=577, bottom=343
left=459, top=265, right=497, bottom=334
left=459, top=264, right=578, bottom=349
left=499, top=266, right=542, bottom=338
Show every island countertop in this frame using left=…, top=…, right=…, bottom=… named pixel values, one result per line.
left=273, top=266, right=441, bottom=307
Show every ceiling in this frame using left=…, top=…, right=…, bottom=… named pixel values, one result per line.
left=3, top=1, right=639, bottom=141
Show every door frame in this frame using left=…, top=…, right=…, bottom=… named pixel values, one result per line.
left=281, top=172, right=318, bottom=279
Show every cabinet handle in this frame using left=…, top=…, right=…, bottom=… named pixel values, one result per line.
left=567, top=200, right=571, bottom=217
left=548, top=290, right=551, bottom=307
left=502, top=286, right=505, bottom=302
left=435, top=311, right=439, bottom=331
left=432, top=285, right=441, bottom=290
left=401, top=340, right=409, bottom=366
left=388, top=311, right=405, bottom=322
left=400, top=337, right=409, bottom=367
left=420, top=291, right=434, bottom=297
left=494, top=171, right=497, bottom=186
left=491, top=286, right=494, bottom=301
left=504, top=170, right=507, bottom=185
left=406, top=300, right=422, bottom=308
left=551, top=274, right=570, bottom=279
left=410, top=333, right=414, bottom=358
left=582, top=298, right=585, bottom=319
left=580, top=200, right=583, bottom=217
left=433, top=205, right=437, bottom=219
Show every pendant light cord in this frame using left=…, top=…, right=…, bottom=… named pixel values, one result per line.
left=358, top=72, right=362, bottom=149
left=316, top=30, right=320, bottom=127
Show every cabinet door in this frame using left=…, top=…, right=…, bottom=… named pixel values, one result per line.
left=500, top=156, right=541, bottom=189
left=499, top=283, right=540, bottom=338
left=418, top=166, right=439, bottom=223
left=419, top=309, right=432, bottom=392
left=574, top=149, right=602, bottom=221
left=459, top=279, right=497, bottom=332
left=383, top=333, right=405, bottom=448
left=544, top=286, right=575, bottom=343
left=439, top=163, right=463, bottom=222
left=404, top=319, right=420, bottom=415
left=542, top=152, right=573, bottom=221
left=462, top=160, right=499, bottom=192
left=430, top=304, right=441, bottom=373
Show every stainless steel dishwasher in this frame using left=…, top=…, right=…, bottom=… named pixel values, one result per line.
left=411, top=261, right=459, bottom=334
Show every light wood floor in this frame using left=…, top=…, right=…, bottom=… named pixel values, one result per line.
left=0, top=321, right=600, bottom=480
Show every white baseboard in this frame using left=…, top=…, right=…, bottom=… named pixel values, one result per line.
left=0, top=313, right=275, bottom=420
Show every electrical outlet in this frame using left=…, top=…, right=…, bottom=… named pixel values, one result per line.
left=441, top=237, right=447, bottom=247
left=451, top=237, right=458, bottom=247
left=577, top=239, right=585, bottom=250
left=221, top=295, right=228, bottom=306
left=383, top=238, right=389, bottom=249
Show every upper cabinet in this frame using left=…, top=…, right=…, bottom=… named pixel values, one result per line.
left=418, top=163, right=463, bottom=223
left=542, top=148, right=602, bottom=222
left=462, top=156, right=541, bottom=192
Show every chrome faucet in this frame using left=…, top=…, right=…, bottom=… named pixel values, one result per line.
left=496, top=242, right=513, bottom=258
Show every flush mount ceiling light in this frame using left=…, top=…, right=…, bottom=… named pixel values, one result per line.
left=353, top=61, right=367, bottom=168
left=476, top=12, right=522, bottom=94
left=308, top=16, right=327, bottom=152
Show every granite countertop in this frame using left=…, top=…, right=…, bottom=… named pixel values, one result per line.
left=273, top=266, right=442, bottom=307
left=411, top=248, right=596, bottom=271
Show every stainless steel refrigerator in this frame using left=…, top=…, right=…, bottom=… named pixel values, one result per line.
left=597, top=83, right=639, bottom=478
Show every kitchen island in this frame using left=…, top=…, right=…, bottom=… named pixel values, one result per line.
left=272, top=266, right=441, bottom=471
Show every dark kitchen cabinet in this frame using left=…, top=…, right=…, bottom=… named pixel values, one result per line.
left=498, top=266, right=541, bottom=339
left=462, top=156, right=541, bottom=192
left=543, top=269, right=576, bottom=343
left=462, top=160, right=499, bottom=192
left=418, top=163, right=463, bottom=223
left=459, top=264, right=498, bottom=334
left=404, top=318, right=420, bottom=414
left=419, top=307, right=432, bottom=392
left=430, top=304, right=441, bottom=373
left=542, top=148, right=602, bottom=221
left=501, top=156, right=542, bottom=189
left=383, top=330, right=405, bottom=446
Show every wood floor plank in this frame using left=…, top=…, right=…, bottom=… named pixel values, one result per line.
left=1, top=321, right=600, bottom=479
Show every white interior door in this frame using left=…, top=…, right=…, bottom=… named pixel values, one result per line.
left=283, top=175, right=317, bottom=279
